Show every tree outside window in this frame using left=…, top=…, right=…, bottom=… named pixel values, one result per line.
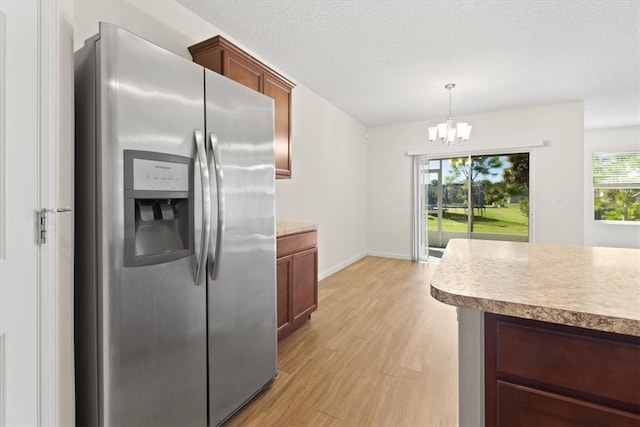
left=592, top=152, right=640, bottom=222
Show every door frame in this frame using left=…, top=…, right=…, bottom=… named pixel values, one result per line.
left=0, top=8, right=5, bottom=427
left=411, top=144, right=541, bottom=261
left=37, top=1, right=62, bottom=425
left=0, top=1, right=61, bottom=425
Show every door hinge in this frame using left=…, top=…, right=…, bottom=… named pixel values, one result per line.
left=38, top=207, right=72, bottom=244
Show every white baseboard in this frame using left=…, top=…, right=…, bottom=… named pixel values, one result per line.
left=318, top=252, right=367, bottom=281
left=318, top=251, right=414, bottom=281
left=365, top=251, right=412, bottom=260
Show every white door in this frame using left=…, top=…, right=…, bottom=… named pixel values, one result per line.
left=0, top=1, right=42, bottom=425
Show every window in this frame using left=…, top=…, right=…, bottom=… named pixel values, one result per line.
left=592, top=151, right=640, bottom=223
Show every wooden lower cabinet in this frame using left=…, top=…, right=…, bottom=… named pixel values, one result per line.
left=276, top=256, right=293, bottom=335
left=485, top=313, right=640, bottom=426
left=276, top=230, right=318, bottom=341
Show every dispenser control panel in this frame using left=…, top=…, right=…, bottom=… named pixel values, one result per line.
left=124, top=150, right=194, bottom=267
left=133, top=158, right=189, bottom=192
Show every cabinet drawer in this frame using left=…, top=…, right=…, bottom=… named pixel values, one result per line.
left=495, top=318, right=640, bottom=407
left=277, top=230, right=317, bottom=258
left=497, top=381, right=640, bottom=426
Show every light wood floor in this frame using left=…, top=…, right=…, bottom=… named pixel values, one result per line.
left=225, top=256, right=459, bottom=426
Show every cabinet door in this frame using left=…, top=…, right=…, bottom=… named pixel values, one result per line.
left=223, top=50, right=262, bottom=92
left=263, top=75, right=292, bottom=178
left=276, top=256, right=292, bottom=336
left=291, top=247, right=318, bottom=321
left=497, top=382, right=640, bottom=426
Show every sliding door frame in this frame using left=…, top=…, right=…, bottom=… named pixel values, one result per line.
left=412, top=147, right=537, bottom=261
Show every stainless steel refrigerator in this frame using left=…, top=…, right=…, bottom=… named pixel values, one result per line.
left=74, top=23, right=277, bottom=426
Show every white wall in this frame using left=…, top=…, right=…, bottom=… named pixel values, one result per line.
left=73, top=0, right=217, bottom=56
left=73, top=0, right=369, bottom=279
left=583, top=126, right=640, bottom=248
left=276, top=85, right=368, bottom=278
left=367, top=102, right=585, bottom=259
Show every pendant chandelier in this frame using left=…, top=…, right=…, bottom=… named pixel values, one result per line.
left=428, top=83, right=472, bottom=146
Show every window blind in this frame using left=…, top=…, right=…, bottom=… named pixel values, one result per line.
left=592, top=151, right=640, bottom=187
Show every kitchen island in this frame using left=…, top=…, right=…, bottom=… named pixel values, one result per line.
left=430, top=239, right=640, bottom=426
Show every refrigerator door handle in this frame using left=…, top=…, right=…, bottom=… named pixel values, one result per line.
left=208, top=132, right=225, bottom=280
left=194, top=128, right=211, bottom=286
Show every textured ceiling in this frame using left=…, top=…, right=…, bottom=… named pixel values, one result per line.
left=177, top=0, right=640, bottom=129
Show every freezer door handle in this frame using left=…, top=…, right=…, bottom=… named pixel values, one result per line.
left=208, top=132, right=225, bottom=280
left=194, top=128, right=211, bottom=286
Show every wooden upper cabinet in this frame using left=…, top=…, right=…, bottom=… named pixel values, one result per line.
left=188, top=36, right=294, bottom=179
left=263, top=76, right=292, bottom=177
left=225, top=52, right=262, bottom=92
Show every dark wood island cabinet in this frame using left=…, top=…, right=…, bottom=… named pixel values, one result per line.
left=485, top=313, right=640, bottom=426
left=188, top=36, right=294, bottom=179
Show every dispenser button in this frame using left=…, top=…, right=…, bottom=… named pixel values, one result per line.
left=138, top=201, right=155, bottom=222
left=160, top=202, right=175, bottom=221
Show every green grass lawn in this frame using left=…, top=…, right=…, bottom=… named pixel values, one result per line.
left=428, top=203, right=528, bottom=235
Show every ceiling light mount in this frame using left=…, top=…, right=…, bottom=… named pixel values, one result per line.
left=428, top=83, right=472, bottom=146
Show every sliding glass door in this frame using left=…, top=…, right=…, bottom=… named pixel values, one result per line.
left=417, top=152, right=530, bottom=260
left=468, top=154, right=529, bottom=242
left=426, top=158, right=469, bottom=252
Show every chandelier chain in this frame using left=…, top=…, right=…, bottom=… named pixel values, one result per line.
left=445, top=83, right=455, bottom=119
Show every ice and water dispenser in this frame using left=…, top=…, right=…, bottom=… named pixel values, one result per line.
left=124, top=150, right=194, bottom=266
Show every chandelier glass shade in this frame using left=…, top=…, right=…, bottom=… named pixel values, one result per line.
left=428, top=83, right=472, bottom=146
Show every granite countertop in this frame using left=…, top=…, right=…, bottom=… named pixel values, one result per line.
left=276, top=221, right=318, bottom=237
left=430, top=239, right=640, bottom=336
